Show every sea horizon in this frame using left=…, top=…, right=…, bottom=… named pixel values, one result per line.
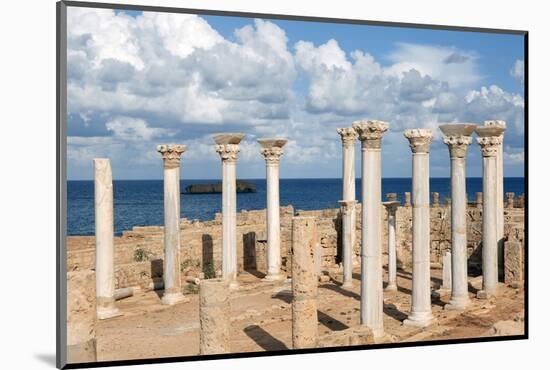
left=67, top=177, right=525, bottom=236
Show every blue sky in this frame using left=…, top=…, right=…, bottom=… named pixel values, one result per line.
left=67, top=7, right=525, bottom=180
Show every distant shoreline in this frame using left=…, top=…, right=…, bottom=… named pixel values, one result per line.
left=66, top=176, right=526, bottom=182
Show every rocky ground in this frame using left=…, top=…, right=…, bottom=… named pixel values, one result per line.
left=96, top=268, right=525, bottom=362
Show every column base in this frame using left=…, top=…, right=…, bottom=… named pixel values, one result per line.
left=97, top=305, right=122, bottom=320
left=161, top=292, right=189, bottom=306
left=342, top=280, right=354, bottom=288
left=445, top=296, right=470, bottom=311
left=476, top=290, right=495, bottom=300
left=403, top=312, right=433, bottom=328
left=263, top=273, right=287, bottom=282
left=384, top=283, right=397, bottom=292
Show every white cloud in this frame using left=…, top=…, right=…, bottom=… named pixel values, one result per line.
left=510, top=59, right=525, bottom=85
left=105, top=116, right=174, bottom=141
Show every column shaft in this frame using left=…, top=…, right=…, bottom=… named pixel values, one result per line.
left=200, top=279, right=230, bottom=355
left=94, top=158, right=120, bottom=319
left=222, top=161, right=238, bottom=284
left=386, top=208, right=397, bottom=291
left=482, top=156, right=498, bottom=295
left=266, top=163, right=282, bottom=279
left=361, top=145, right=384, bottom=336
left=447, top=156, right=470, bottom=308
left=405, top=152, right=433, bottom=326
left=291, top=216, right=318, bottom=349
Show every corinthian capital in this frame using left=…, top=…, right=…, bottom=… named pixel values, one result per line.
left=483, top=120, right=507, bottom=138
left=213, top=133, right=245, bottom=163
left=352, top=120, right=390, bottom=149
left=157, top=144, right=187, bottom=169
left=439, top=123, right=476, bottom=158
left=258, top=138, right=288, bottom=165
left=475, top=126, right=505, bottom=158
left=336, top=127, right=358, bottom=147
left=404, top=128, right=433, bottom=153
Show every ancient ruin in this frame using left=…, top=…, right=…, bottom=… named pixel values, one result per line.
left=66, top=120, right=525, bottom=363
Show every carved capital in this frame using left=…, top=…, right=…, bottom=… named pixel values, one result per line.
left=257, top=138, right=287, bottom=166
left=443, top=135, right=472, bottom=158
left=404, top=128, right=433, bottom=153
left=352, top=120, right=389, bottom=149
left=476, top=136, right=502, bottom=157
left=336, top=127, right=358, bottom=148
left=157, top=144, right=186, bottom=169
left=215, top=144, right=240, bottom=163
left=483, top=120, right=507, bottom=138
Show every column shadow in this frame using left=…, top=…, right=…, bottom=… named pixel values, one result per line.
left=383, top=303, right=408, bottom=321
left=201, top=234, right=214, bottom=278
left=243, top=232, right=265, bottom=279
left=320, top=283, right=360, bottom=300
left=317, top=310, right=349, bottom=331
left=244, top=325, right=288, bottom=351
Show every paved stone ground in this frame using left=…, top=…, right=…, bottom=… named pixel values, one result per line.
left=96, top=268, right=525, bottom=362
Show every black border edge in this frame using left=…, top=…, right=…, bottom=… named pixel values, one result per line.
left=57, top=1, right=68, bottom=369
left=57, top=1, right=529, bottom=369
left=62, top=0, right=527, bottom=35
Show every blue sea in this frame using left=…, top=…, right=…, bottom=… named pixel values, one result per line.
left=67, top=178, right=525, bottom=236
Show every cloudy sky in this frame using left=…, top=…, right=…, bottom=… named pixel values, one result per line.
left=66, top=7, right=525, bottom=180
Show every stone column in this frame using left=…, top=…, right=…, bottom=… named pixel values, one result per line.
left=404, top=192, right=411, bottom=207
left=383, top=201, right=399, bottom=292
left=386, top=193, right=397, bottom=202
left=352, top=120, right=389, bottom=338
left=475, top=126, right=505, bottom=298
left=484, top=120, right=506, bottom=266
left=442, top=251, right=452, bottom=291
left=337, top=127, right=359, bottom=267
left=339, top=200, right=357, bottom=288
left=291, top=216, right=318, bottom=349
left=440, top=124, right=476, bottom=310
left=200, top=278, right=230, bottom=355
left=67, top=270, right=97, bottom=363
left=403, top=129, right=434, bottom=327
left=93, top=158, right=121, bottom=319
left=157, top=144, right=188, bottom=305
left=506, top=192, right=515, bottom=208
left=431, top=192, right=439, bottom=208
left=258, top=138, right=288, bottom=282
left=214, top=133, right=245, bottom=289
left=475, top=192, right=483, bottom=209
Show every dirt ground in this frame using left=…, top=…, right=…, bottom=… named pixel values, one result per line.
left=96, top=268, right=525, bottom=362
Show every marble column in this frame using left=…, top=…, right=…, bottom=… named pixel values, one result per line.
left=200, top=278, right=230, bottom=355
left=352, top=120, right=389, bottom=338
left=337, top=127, right=359, bottom=267
left=383, top=201, right=399, bottom=292
left=157, top=144, right=188, bottom=305
left=93, top=158, right=121, bottom=319
left=506, top=192, right=515, bottom=208
left=475, top=126, right=505, bottom=298
left=484, top=120, right=506, bottom=281
left=475, top=192, right=483, bottom=209
left=403, top=129, right=434, bottom=327
left=440, top=124, right=476, bottom=310
left=214, top=133, right=245, bottom=289
left=404, top=192, right=411, bottom=207
left=258, top=138, right=288, bottom=282
left=291, top=216, right=318, bottom=349
left=339, top=200, right=357, bottom=287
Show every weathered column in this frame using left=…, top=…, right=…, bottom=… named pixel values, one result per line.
left=431, top=192, right=439, bottom=208
left=214, top=133, right=245, bottom=289
left=258, top=138, right=288, bottom=282
left=440, top=124, right=476, bottom=310
left=475, top=192, right=483, bottom=209
left=157, top=144, right=188, bottom=305
left=200, top=278, right=230, bottom=355
left=484, top=120, right=506, bottom=270
left=404, top=192, right=411, bottom=207
left=337, top=127, right=359, bottom=268
left=339, top=200, right=357, bottom=287
left=352, top=120, right=389, bottom=338
left=67, top=270, right=97, bottom=363
left=475, top=126, right=505, bottom=298
left=442, top=251, right=452, bottom=291
left=93, top=158, right=121, bottom=319
left=291, top=216, right=319, bottom=349
left=383, top=201, right=399, bottom=292
left=386, top=193, right=397, bottom=202
left=506, top=192, right=515, bottom=208
left=403, top=129, right=434, bottom=327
